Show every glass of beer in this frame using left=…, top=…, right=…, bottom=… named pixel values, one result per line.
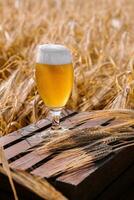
left=35, top=44, right=73, bottom=133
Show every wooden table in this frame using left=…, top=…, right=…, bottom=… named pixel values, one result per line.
left=0, top=110, right=134, bottom=200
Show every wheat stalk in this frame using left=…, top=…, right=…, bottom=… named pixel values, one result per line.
left=0, top=0, right=134, bottom=135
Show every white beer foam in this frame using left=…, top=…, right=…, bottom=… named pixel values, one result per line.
left=36, top=44, right=72, bottom=65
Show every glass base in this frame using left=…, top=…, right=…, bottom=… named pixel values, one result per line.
left=42, top=126, right=68, bottom=138
left=29, top=127, right=69, bottom=145
left=51, top=126, right=68, bottom=133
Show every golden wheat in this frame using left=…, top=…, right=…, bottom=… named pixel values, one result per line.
left=0, top=0, right=134, bottom=135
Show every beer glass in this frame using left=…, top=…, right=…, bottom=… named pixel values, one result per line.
left=35, top=44, right=73, bottom=133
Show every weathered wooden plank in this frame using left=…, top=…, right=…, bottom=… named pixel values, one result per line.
left=4, top=140, right=30, bottom=161
left=10, top=151, right=50, bottom=170
left=73, top=117, right=114, bottom=129
left=31, top=152, right=81, bottom=178
left=0, top=130, right=23, bottom=147
left=61, top=113, right=113, bottom=129
left=0, top=118, right=50, bottom=147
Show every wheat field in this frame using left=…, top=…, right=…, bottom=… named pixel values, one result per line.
left=0, top=0, right=134, bottom=135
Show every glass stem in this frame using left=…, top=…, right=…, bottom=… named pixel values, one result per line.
left=51, top=109, right=62, bottom=131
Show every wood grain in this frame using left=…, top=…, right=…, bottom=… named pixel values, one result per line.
left=0, top=109, right=134, bottom=200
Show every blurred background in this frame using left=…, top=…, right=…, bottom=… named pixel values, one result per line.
left=0, top=0, right=134, bottom=135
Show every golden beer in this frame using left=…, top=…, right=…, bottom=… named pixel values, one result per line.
left=35, top=63, right=73, bottom=108
left=35, top=44, right=73, bottom=109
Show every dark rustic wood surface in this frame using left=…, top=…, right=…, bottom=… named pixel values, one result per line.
left=0, top=109, right=134, bottom=200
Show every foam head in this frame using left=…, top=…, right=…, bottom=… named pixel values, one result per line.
left=36, top=44, right=72, bottom=65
